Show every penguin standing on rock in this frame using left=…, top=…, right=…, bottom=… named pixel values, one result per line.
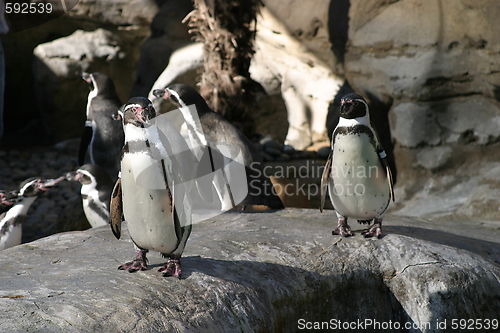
left=320, top=93, right=394, bottom=238
left=0, top=177, right=65, bottom=250
left=153, top=84, right=284, bottom=210
left=66, top=164, right=114, bottom=228
left=79, top=72, right=124, bottom=181
left=110, top=97, right=193, bottom=278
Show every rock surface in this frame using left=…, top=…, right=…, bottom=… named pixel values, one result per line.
left=1, top=209, right=499, bottom=332
left=32, top=28, right=139, bottom=141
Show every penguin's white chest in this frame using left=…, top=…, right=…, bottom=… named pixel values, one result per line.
left=328, top=132, right=390, bottom=220
left=0, top=198, right=36, bottom=250
left=81, top=185, right=109, bottom=228
left=121, top=153, right=178, bottom=253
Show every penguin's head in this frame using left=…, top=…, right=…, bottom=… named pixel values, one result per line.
left=66, top=164, right=111, bottom=187
left=339, top=93, right=369, bottom=119
left=122, top=97, right=156, bottom=126
left=153, top=84, right=208, bottom=111
left=82, top=72, right=94, bottom=89
left=17, top=177, right=65, bottom=197
left=82, top=72, right=116, bottom=95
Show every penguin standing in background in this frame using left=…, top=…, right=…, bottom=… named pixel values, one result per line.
left=110, top=97, right=193, bottom=278
left=66, top=164, right=114, bottom=228
left=153, top=84, right=284, bottom=210
left=0, top=177, right=65, bottom=250
left=79, top=72, right=124, bottom=181
left=320, top=93, right=394, bottom=238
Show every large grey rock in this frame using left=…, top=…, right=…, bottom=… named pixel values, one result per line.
left=391, top=96, right=500, bottom=147
left=1, top=209, right=499, bottom=332
left=416, top=146, right=453, bottom=171
left=68, top=0, right=160, bottom=26
left=33, top=29, right=137, bottom=141
left=346, top=0, right=500, bottom=147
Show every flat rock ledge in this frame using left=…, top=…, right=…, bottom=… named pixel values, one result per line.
left=1, top=209, right=499, bottom=333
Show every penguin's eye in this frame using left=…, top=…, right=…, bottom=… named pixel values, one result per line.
left=352, top=101, right=359, bottom=106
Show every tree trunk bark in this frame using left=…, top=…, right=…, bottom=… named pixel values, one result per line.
left=186, top=0, right=261, bottom=138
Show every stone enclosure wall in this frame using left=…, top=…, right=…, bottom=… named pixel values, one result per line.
left=2, top=0, right=500, bottom=219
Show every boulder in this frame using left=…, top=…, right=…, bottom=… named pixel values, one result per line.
left=345, top=0, right=500, bottom=146
left=1, top=209, right=499, bottom=332
left=33, top=28, right=136, bottom=141
left=68, top=0, right=160, bottom=26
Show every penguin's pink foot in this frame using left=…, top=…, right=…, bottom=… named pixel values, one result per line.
left=118, top=249, right=148, bottom=272
left=332, top=217, right=352, bottom=237
left=362, top=218, right=382, bottom=238
left=158, top=254, right=182, bottom=278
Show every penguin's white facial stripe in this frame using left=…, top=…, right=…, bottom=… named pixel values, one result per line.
left=77, top=170, right=95, bottom=186
left=86, top=76, right=99, bottom=119
left=166, top=89, right=186, bottom=108
left=18, top=179, right=39, bottom=196
left=166, top=89, right=207, bottom=146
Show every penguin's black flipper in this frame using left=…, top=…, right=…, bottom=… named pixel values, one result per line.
left=320, top=149, right=333, bottom=213
left=110, top=178, right=123, bottom=239
left=78, top=126, right=93, bottom=165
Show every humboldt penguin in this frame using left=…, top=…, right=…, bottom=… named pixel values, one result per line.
left=153, top=84, right=284, bottom=210
left=110, top=97, right=193, bottom=278
left=320, top=93, right=394, bottom=238
left=0, top=177, right=65, bottom=250
left=66, top=164, right=114, bottom=228
left=79, top=72, right=124, bottom=181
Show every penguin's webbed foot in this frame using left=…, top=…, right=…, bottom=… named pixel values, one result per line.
left=362, top=218, right=382, bottom=238
left=332, top=217, right=352, bottom=237
left=158, top=254, right=182, bottom=279
left=118, top=249, right=148, bottom=272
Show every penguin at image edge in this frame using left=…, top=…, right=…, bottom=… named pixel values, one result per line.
left=0, top=177, right=65, bottom=250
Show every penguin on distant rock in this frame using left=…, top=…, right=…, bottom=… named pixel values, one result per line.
left=320, top=93, right=394, bottom=238
left=66, top=164, right=114, bottom=228
left=153, top=84, right=284, bottom=210
left=110, top=97, right=194, bottom=278
left=0, top=177, right=65, bottom=250
left=79, top=72, right=124, bottom=181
